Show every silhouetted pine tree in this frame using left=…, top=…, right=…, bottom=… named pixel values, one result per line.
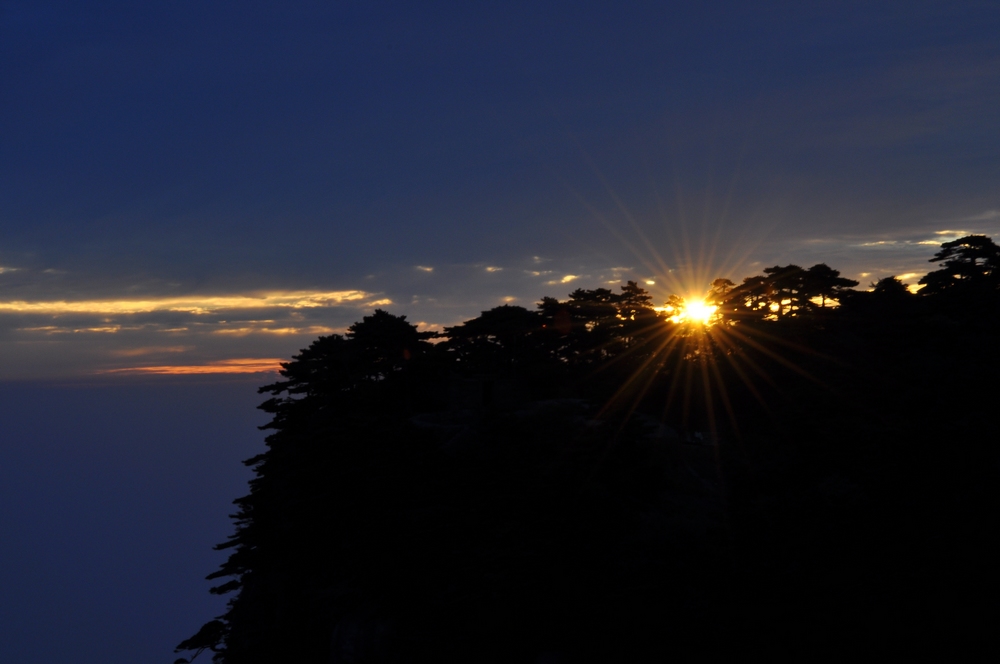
left=178, top=241, right=1000, bottom=662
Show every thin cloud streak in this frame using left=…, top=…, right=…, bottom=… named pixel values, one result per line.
left=0, top=290, right=377, bottom=315
left=212, top=326, right=336, bottom=336
left=98, top=358, right=284, bottom=375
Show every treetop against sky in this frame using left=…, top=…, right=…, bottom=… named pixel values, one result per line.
left=2, top=233, right=995, bottom=381
left=1, top=1, right=998, bottom=379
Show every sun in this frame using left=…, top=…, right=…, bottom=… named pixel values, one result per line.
left=683, top=300, right=717, bottom=324
left=666, top=298, right=717, bottom=325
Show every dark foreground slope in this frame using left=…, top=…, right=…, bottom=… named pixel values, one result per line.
left=178, top=240, right=1000, bottom=662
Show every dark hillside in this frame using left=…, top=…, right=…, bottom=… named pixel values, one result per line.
left=178, top=239, right=1000, bottom=662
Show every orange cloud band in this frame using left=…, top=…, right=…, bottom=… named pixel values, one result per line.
left=0, top=290, right=378, bottom=315
left=99, top=358, right=284, bottom=375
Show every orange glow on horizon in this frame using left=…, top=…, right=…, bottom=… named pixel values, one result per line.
left=98, top=358, right=284, bottom=375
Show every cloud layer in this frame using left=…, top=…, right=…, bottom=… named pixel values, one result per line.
left=4, top=216, right=997, bottom=380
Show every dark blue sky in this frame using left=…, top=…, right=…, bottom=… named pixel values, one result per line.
left=2, top=1, right=999, bottom=377
left=1, top=2, right=999, bottom=661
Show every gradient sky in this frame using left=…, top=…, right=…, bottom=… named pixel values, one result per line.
left=2, top=0, right=999, bottom=379
left=3, top=3, right=1000, bottom=662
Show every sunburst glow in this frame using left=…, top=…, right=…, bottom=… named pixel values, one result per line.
left=663, top=298, right=718, bottom=325
left=681, top=300, right=718, bottom=325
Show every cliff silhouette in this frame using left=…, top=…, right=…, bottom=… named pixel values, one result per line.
left=177, top=236, right=1000, bottom=662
